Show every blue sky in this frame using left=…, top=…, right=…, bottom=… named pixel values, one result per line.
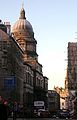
left=0, top=0, right=77, bottom=89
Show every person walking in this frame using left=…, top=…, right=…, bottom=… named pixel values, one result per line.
left=0, top=96, right=8, bottom=120
left=13, top=101, right=18, bottom=120
left=0, top=99, right=3, bottom=120
left=2, top=101, right=8, bottom=120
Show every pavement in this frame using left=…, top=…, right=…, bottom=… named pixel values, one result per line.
left=8, top=118, right=72, bottom=120
left=7, top=118, right=76, bottom=120
left=8, top=118, right=48, bottom=120
left=8, top=118, right=32, bottom=120
left=8, top=118, right=57, bottom=120
left=8, top=118, right=51, bottom=120
left=8, top=118, right=58, bottom=120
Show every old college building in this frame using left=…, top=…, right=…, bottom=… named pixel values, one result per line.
left=0, top=6, right=48, bottom=114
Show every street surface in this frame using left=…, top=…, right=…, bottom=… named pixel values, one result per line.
left=8, top=118, right=74, bottom=120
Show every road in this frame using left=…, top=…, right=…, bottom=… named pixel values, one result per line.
left=8, top=118, right=73, bottom=120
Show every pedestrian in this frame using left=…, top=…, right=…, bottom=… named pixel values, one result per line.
left=2, top=101, right=8, bottom=120
left=0, top=97, right=3, bottom=120
left=0, top=97, right=8, bottom=120
left=13, top=101, right=18, bottom=120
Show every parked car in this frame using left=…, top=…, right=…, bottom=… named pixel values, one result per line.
left=59, top=111, right=70, bottom=119
left=37, top=109, right=50, bottom=118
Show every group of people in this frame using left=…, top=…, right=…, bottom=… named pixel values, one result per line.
left=0, top=96, right=19, bottom=120
left=0, top=96, right=8, bottom=120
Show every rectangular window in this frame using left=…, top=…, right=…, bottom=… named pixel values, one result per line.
left=0, top=59, right=2, bottom=67
left=4, top=76, right=16, bottom=89
left=2, top=41, right=7, bottom=50
left=62, top=102, right=64, bottom=106
left=0, top=41, right=2, bottom=50
left=2, top=58, right=7, bottom=68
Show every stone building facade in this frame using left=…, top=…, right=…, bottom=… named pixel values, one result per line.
left=64, top=42, right=77, bottom=118
left=66, top=42, right=77, bottom=90
left=0, top=6, right=48, bottom=114
left=54, top=87, right=69, bottom=110
left=48, top=90, right=60, bottom=115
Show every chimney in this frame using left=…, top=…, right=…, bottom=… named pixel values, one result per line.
left=4, top=22, right=11, bottom=35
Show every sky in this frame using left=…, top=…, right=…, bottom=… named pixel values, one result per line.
left=0, top=0, right=77, bottom=90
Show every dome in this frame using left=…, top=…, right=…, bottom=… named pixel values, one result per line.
left=12, top=19, right=33, bottom=33
left=12, top=7, right=33, bottom=33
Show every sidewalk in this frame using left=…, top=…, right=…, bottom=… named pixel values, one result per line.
left=8, top=118, right=33, bottom=120
left=8, top=118, right=27, bottom=120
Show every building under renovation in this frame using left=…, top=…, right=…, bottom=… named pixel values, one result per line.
left=65, top=42, right=77, bottom=118
left=66, top=42, right=77, bottom=90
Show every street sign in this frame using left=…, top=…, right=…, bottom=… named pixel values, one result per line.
left=34, top=101, right=44, bottom=107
